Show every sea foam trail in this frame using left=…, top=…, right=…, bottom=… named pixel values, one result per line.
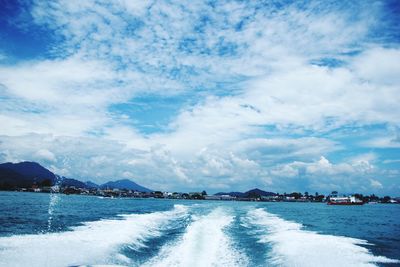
left=246, top=208, right=399, bottom=267
left=0, top=204, right=188, bottom=267
left=144, top=208, right=248, bottom=267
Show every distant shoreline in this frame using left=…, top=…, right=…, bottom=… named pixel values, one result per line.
left=1, top=189, right=399, bottom=204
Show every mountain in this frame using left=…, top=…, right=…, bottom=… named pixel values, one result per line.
left=85, top=181, right=99, bottom=189
left=0, top=167, right=32, bottom=189
left=244, top=188, right=276, bottom=198
left=100, top=179, right=152, bottom=192
left=0, top=161, right=56, bottom=189
left=214, top=189, right=276, bottom=198
left=60, top=178, right=87, bottom=189
left=0, top=161, right=56, bottom=181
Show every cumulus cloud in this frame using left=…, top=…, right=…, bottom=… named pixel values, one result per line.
left=267, top=156, right=387, bottom=193
left=35, top=149, right=56, bottom=162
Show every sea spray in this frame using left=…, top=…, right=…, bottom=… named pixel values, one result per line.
left=47, top=175, right=63, bottom=232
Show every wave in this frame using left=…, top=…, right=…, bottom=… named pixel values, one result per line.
left=245, top=208, right=399, bottom=267
left=144, top=207, right=248, bottom=267
left=0, top=204, right=188, bottom=267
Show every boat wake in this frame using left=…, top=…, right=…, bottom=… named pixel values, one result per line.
left=1, top=204, right=397, bottom=267
left=144, top=207, right=248, bottom=267
left=245, top=208, right=399, bottom=267
left=0, top=204, right=188, bottom=267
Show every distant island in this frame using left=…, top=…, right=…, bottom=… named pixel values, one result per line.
left=0, top=161, right=399, bottom=204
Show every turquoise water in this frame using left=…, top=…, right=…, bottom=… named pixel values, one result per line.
left=0, top=191, right=399, bottom=267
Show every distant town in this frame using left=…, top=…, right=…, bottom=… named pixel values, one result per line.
left=6, top=185, right=400, bottom=204
left=1, top=161, right=399, bottom=204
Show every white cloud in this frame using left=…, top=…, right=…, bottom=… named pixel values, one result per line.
left=383, top=159, right=400, bottom=164
left=267, top=156, right=384, bottom=193
left=35, top=149, right=56, bottom=162
left=370, top=179, right=383, bottom=189
left=352, top=47, right=400, bottom=86
left=0, top=56, right=117, bottom=104
left=362, top=136, right=400, bottom=148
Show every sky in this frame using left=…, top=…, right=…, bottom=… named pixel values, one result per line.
left=0, top=0, right=399, bottom=195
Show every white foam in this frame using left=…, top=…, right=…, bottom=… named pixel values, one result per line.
left=0, top=204, right=188, bottom=267
left=144, top=208, right=248, bottom=267
left=246, top=208, right=399, bottom=267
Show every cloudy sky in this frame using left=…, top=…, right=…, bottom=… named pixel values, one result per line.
left=0, top=0, right=399, bottom=194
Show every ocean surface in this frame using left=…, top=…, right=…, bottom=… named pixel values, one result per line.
left=0, top=191, right=399, bottom=267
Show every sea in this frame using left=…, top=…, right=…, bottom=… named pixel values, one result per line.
left=0, top=191, right=399, bottom=267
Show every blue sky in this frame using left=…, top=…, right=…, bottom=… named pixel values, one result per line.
left=0, top=0, right=399, bottom=195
